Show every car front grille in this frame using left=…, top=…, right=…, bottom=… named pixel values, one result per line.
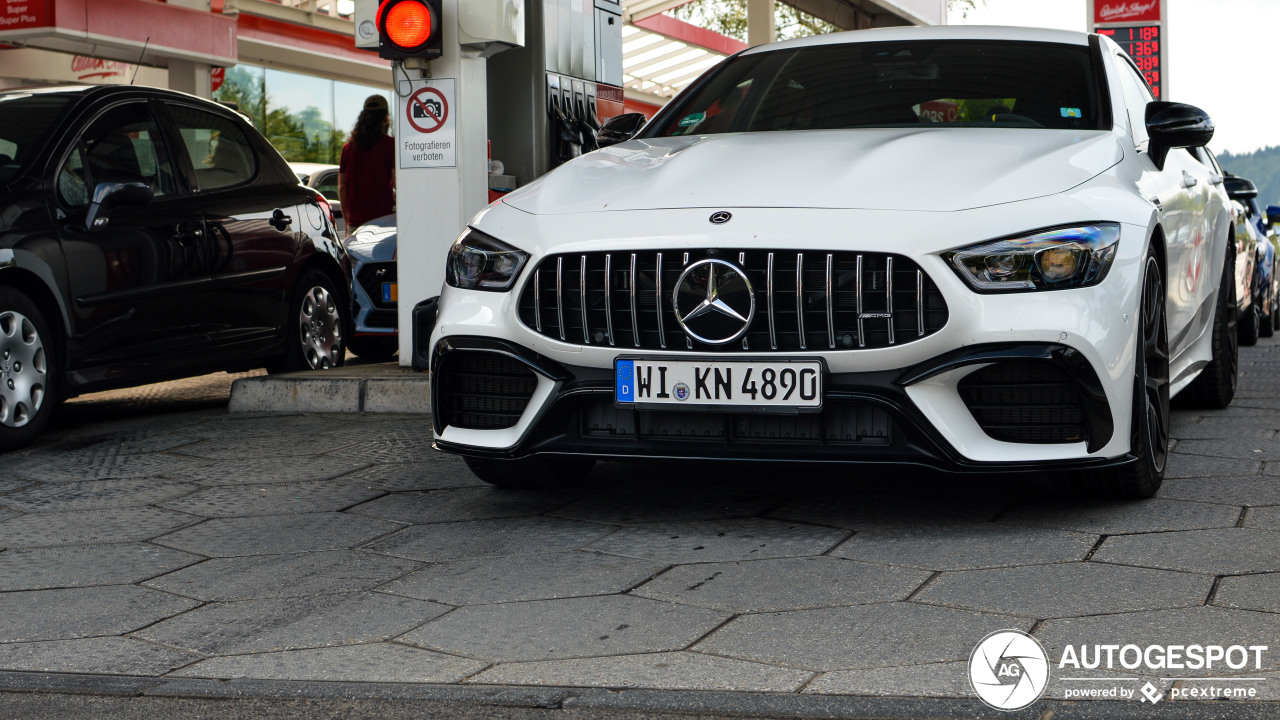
left=356, top=262, right=397, bottom=310
left=437, top=352, right=537, bottom=430
left=958, top=361, right=1087, bottom=444
left=517, top=250, right=948, bottom=352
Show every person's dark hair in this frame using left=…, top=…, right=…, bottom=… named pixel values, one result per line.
left=351, top=107, right=389, bottom=149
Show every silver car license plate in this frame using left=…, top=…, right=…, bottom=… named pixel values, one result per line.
left=614, top=358, right=822, bottom=409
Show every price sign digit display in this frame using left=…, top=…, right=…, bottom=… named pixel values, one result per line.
left=1097, top=24, right=1162, bottom=99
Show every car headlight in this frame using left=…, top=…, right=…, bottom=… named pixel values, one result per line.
left=445, top=229, right=529, bottom=292
left=944, top=223, right=1121, bottom=292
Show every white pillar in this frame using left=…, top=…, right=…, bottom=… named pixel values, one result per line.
left=394, top=0, right=490, bottom=364
left=747, top=0, right=775, bottom=47
left=168, top=59, right=213, bottom=98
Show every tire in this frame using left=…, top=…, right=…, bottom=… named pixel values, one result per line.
left=1260, top=304, right=1274, bottom=338
left=0, top=287, right=57, bottom=452
left=1239, top=302, right=1260, bottom=346
left=1179, top=245, right=1238, bottom=408
left=1101, top=251, right=1170, bottom=498
left=347, top=334, right=398, bottom=362
left=282, top=269, right=347, bottom=372
left=464, top=456, right=597, bottom=489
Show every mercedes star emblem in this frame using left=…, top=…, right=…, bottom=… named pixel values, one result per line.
left=709, top=211, right=732, bottom=225
left=672, top=259, right=755, bottom=345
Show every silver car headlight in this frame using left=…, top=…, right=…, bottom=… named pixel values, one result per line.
left=445, top=229, right=529, bottom=292
left=944, top=223, right=1121, bottom=292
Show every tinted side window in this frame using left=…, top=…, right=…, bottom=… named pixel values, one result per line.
left=1112, top=55, right=1153, bottom=147
left=314, top=171, right=339, bottom=200
left=57, top=102, right=176, bottom=207
left=169, top=106, right=258, bottom=191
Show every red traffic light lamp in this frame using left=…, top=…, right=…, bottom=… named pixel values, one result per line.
left=377, top=0, right=443, bottom=60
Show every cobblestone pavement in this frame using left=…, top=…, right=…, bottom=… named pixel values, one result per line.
left=2, top=339, right=1280, bottom=717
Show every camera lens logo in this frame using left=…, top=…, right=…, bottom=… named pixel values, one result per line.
left=969, top=630, right=1050, bottom=711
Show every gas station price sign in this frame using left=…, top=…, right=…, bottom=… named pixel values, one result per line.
left=1098, top=24, right=1162, bottom=99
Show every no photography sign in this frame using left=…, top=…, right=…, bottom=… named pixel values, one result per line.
left=398, top=78, right=456, bottom=169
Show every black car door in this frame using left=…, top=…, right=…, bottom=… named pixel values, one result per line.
left=162, top=103, right=298, bottom=350
left=53, top=99, right=211, bottom=375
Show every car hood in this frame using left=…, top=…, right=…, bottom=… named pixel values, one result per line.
left=343, top=213, right=396, bottom=262
left=501, top=128, right=1122, bottom=215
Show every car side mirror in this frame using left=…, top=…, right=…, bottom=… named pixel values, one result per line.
left=1145, top=102, right=1214, bottom=171
left=85, top=171, right=153, bottom=231
left=1224, top=175, right=1259, bottom=202
left=596, top=113, right=647, bottom=149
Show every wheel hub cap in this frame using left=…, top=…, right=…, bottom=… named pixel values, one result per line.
left=298, top=286, right=341, bottom=370
left=0, top=311, right=47, bottom=428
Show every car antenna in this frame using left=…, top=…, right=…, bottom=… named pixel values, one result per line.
left=130, top=37, right=150, bottom=85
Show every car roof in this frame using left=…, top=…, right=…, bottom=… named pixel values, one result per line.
left=0, top=84, right=232, bottom=112
left=742, top=24, right=1093, bottom=56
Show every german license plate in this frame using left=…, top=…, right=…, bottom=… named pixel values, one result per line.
left=381, top=282, right=398, bottom=303
left=615, top=359, right=822, bottom=409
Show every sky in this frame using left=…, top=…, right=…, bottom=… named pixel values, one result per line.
left=945, top=0, right=1277, bottom=156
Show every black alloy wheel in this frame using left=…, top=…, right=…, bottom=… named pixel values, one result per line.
left=1103, top=250, right=1170, bottom=498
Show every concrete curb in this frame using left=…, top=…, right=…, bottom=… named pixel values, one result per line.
left=0, top=672, right=1275, bottom=719
left=229, top=374, right=430, bottom=414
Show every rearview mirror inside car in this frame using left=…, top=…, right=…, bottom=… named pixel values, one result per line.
left=1145, top=102, right=1214, bottom=170
left=84, top=171, right=154, bottom=231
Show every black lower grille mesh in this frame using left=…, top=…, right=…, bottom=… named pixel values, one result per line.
left=580, top=399, right=891, bottom=445
left=440, top=353, right=537, bottom=430
left=958, top=361, right=1087, bottom=444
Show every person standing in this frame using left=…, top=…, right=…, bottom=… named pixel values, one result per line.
left=338, top=94, right=395, bottom=233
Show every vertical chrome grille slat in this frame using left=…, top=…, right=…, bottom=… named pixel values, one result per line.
left=767, top=252, right=776, bottom=350
left=522, top=251, right=947, bottom=353
left=886, top=256, right=895, bottom=346
left=534, top=269, right=542, bottom=333
left=629, top=253, right=640, bottom=348
left=555, top=257, right=565, bottom=341
left=825, top=253, right=835, bottom=349
left=917, top=269, right=925, bottom=337
left=579, top=255, right=589, bottom=344
left=604, top=254, right=615, bottom=346
left=796, top=252, right=805, bottom=350
left=655, top=252, right=666, bottom=349
left=856, top=254, right=865, bottom=348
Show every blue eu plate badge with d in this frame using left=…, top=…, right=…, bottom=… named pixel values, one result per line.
left=616, top=360, right=635, bottom=403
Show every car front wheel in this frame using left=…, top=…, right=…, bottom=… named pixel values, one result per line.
left=1103, top=250, right=1170, bottom=498
left=0, top=287, right=56, bottom=451
left=283, top=269, right=346, bottom=372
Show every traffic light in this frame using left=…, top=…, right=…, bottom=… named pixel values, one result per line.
left=377, top=0, right=443, bottom=60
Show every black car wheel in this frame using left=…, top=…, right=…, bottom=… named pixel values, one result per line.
left=1179, top=245, right=1238, bottom=408
left=284, top=269, right=346, bottom=371
left=1239, top=300, right=1260, bottom=346
left=0, top=287, right=56, bottom=452
left=1102, top=250, right=1169, bottom=498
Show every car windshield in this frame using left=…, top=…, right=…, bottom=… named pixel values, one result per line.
left=649, top=39, right=1104, bottom=137
left=0, top=94, right=74, bottom=184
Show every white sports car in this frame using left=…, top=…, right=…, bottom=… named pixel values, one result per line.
left=428, top=26, right=1236, bottom=497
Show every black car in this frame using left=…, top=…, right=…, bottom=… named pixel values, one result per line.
left=0, top=85, right=350, bottom=450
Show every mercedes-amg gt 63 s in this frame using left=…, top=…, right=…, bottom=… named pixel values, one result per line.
left=428, top=26, right=1237, bottom=498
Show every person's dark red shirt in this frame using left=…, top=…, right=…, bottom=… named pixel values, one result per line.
left=339, top=135, right=395, bottom=229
